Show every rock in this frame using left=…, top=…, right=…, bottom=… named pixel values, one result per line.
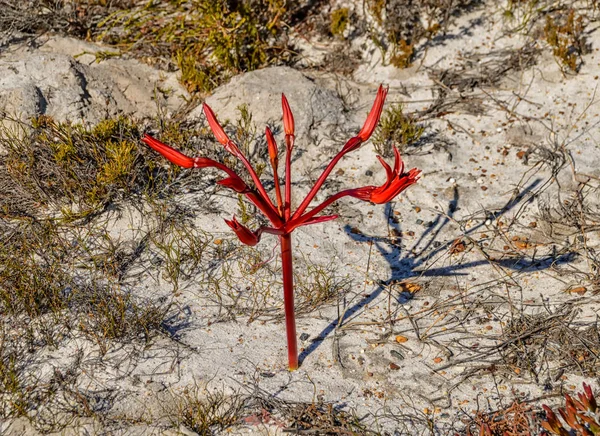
left=189, top=66, right=345, bottom=140
left=0, top=36, right=188, bottom=125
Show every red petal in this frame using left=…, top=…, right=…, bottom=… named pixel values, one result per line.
left=142, top=134, right=194, bottom=168
left=392, top=146, right=404, bottom=176
left=224, top=216, right=260, bottom=246
left=217, top=176, right=248, bottom=193
left=281, top=94, right=295, bottom=136
left=203, top=103, right=230, bottom=146
left=347, top=186, right=375, bottom=202
left=376, top=155, right=393, bottom=183
left=265, top=126, right=278, bottom=162
left=357, top=85, right=388, bottom=142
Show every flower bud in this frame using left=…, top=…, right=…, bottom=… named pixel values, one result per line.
left=281, top=94, right=295, bottom=136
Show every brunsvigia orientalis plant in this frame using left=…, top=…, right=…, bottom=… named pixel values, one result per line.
left=142, top=85, right=421, bottom=370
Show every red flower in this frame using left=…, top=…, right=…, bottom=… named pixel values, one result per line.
left=224, top=216, right=260, bottom=246
left=141, top=84, right=420, bottom=371
left=352, top=147, right=421, bottom=204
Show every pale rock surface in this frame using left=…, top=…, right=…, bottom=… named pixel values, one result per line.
left=189, top=66, right=345, bottom=140
left=0, top=36, right=188, bottom=124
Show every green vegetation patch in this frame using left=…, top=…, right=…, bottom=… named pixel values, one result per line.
left=544, top=9, right=588, bottom=72
left=372, top=103, right=424, bottom=157
left=0, top=115, right=207, bottom=220
left=96, top=0, right=293, bottom=93
left=366, top=0, right=478, bottom=68
left=330, top=8, right=350, bottom=37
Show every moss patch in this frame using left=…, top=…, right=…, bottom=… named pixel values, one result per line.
left=330, top=8, right=350, bottom=37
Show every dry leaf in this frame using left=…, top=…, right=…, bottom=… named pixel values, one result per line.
left=398, top=282, right=422, bottom=294
left=449, top=238, right=466, bottom=254
left=514, top=240, right=531, bottom=249
left=566, top=286, right=587, bottom=295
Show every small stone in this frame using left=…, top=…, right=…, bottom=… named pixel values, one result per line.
left=299, top=333, right=309, bottom=341
left=389, top=362, right=401, bottom=370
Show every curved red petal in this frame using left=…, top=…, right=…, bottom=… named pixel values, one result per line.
left=142, top=134, right=195, bottom=168
left=357, top=85, right=388, bottom=142
left=392, top=146, right=404, bottom=176
left=203, top=103, right=230, bottom=146
left=376, top=155, right=393, bottom=182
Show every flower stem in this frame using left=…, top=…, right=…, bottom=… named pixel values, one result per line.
left=284, top=135, right=294, bottom=219
left=280, top=233, right=298, bottom=370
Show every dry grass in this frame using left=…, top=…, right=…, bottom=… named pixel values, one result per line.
left=366, top=0, right=483, bottom=68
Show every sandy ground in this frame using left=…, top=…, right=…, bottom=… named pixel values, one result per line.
left=2, top=1, right=600, bottom=434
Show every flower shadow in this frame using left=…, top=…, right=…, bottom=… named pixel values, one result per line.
left=298, top=178, right=577, bottom=365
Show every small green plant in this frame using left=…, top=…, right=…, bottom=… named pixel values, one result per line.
left=149, top=209, right=212, bottom=293
left=330, top=8, right=350, bottom=37
left=372, top=103, right=424, bottom=157
left=389, top=39, right=415, bottom=68
left=544, top=9, right=587, bottom=72
left=235, top=104, right=257, bottom=158
left=170, top=385, right=246, bottom=434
